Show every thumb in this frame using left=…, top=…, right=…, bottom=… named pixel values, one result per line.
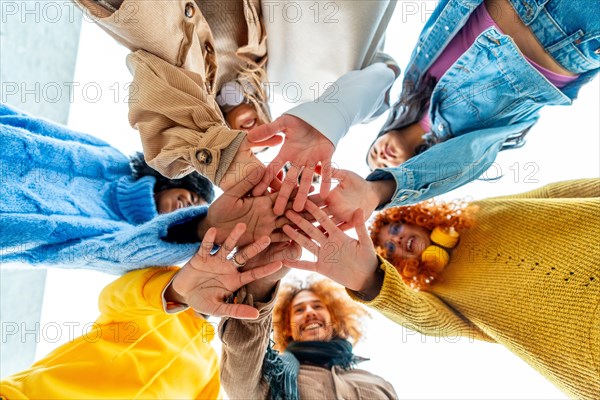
left=353, top=209, right=372, bottom=244
left=248, top=117, right=288, bottom=142
left=330, top=167, right=347, bottom=181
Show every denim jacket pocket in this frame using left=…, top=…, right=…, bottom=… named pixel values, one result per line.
left=430, top=28, right=570, bottom=136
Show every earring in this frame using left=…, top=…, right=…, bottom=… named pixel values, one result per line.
left=421, top=227, right=460, bottom=272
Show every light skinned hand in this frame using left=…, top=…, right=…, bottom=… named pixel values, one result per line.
left=282, top=201, right=380, bottom=294
left=308, top=169, right=380, bottom=230
left=172, top=223, right=282, bottom=319
left=247, top=115, right=335, bottom=215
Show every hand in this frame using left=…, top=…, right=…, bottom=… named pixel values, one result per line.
left=282, top=201, right=381, bottom=296
left=219, top=136, right=283, bottom=192
left=308, top=169, right=381, bottom=230
left=241, top=241, right=302, bottom=302
left=171, top=223, right=283, bottom=319
left=248, top=115, right=335, bottom=215
left=198, top=163, right=290, bottom=247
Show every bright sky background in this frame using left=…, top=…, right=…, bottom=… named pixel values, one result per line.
left=36, top=5, right=599, bottom=399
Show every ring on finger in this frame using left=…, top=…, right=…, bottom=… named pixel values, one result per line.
left=232, top=252, right=246, bottom=268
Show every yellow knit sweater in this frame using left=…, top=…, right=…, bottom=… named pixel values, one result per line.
left=0, top=268, right=221, bottom=399
left=351, top=179, right=600, bottom=399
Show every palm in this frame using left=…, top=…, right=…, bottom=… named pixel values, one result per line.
left=310, top=169, right=378, bottom=228
left=312, top=236, right=374, bottom=289
left=171, top=225, right=283, bottom=319
left=248, top=115, right=335, bottom=214
left=203, top=166, right=285, bottom=246
left=282, top=202, right=379, bottom=292
left=175, top=255, right=249, bottom=317
left=205, top=193, right=278, bottom=246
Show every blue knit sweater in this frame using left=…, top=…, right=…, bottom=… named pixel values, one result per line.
left=0, top=104, right=206, bottom=274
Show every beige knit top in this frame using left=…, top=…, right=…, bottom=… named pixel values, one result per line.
left=351, top=179, right=600, bottom=399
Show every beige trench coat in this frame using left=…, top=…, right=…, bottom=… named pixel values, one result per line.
left=74, top=0, right=268, bottom=185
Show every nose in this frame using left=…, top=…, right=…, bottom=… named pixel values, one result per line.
left=304, top=305, right=317, bottom=317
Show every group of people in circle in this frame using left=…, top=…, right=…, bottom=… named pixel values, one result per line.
left=1, top=0, right=598, bottom=399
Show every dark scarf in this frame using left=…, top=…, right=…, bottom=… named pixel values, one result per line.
left=262, top=339, right=367, bottom=400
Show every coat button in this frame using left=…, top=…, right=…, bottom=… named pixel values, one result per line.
left=196, top=149, right=212, bottom=165
left=184, top=2, right=195, bottom=18
left=399, top=194, right=409, bottom=201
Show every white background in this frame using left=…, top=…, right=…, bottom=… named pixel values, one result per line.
left=36, top=5, right=599, bottom=399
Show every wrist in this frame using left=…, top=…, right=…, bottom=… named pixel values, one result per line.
left=196, top=217, right=209, bottom=241
left=368, top=180, right=395, bottom=208
left=355, top=267, right=384, bottom=301
left=164, top=279, right=187, bottom=305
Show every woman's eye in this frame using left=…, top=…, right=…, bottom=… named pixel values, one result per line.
left=389, top=224, right=401, bottom=235
left=384, top=241, right=396, bottom=254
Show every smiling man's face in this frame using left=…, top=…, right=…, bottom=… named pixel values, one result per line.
left=289, top=290, right=334, bottom=342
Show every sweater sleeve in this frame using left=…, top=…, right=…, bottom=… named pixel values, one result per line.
left=126, top=51, right=245, bottom=185
left=284, top=63, right=397, bottom=147
left=218, top=287, right=275, bottom=400
left=348, top=256, right=493, bottom=342
left=1, top=206, right=208, bottom=274
left=97, top=267, right=179, bottom=322
left=486, top=178, right=600, bottom=200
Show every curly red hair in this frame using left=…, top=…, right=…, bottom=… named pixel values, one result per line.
left=272, top=279, right=370, bottom=352
left=369, top=199, right=477, bottom=291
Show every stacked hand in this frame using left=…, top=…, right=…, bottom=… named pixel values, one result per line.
left=248, top=115, right=335, bottom=215
left=170, top=223, right=283, bottom=319
left=282, top=201, right=381, bottom=297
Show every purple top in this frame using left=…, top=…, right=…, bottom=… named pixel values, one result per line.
left=419, top=3, right=579, bottom=133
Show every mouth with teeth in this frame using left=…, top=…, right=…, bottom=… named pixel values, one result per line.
left=302, top=321, right=324, bottom=332
left=406, top=237, right=415, bottom=252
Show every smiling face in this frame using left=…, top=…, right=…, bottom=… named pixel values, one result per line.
left=154, top=188, right=207, bottom=214
left=376, top=222, right=431, bottom=261
left=289, top=290, right=334, bottom=342
left=367, top=130, right=411, bottom=170
left=225, top=103, right=265, bottom=131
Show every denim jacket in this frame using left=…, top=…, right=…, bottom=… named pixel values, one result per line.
left=368, top=0, right=599, bottom=207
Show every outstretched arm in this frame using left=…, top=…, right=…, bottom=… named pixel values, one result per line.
left=248, top=63, right=397, bottom=214
left=282, top=202, right=493, bottom=342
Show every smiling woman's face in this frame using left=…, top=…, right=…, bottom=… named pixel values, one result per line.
left=225, top=103, right=264, bottom=131
left=154, top=188, right=206, bottom=214
left=376, top=222, right=431, bottom=261
left=367, top=130, right=410, bottom=170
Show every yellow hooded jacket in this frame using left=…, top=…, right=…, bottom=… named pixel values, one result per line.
left=0, top=267, right=221, bottom=399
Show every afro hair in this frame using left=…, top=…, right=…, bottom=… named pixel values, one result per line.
left=129, top=152, right=215, bottom=204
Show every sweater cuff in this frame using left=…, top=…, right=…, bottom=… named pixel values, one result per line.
left=116, top=175, right=159, bottom=224
left=233, top=281, right=280, bottom=323
left=285, top=63, right=395, bottom=147
left=210, top=130, right=246, bottom=186
left=142, top=267, right=181, bottom=311
left=347, top=254, right=403, bottom=308
left=160, top=273, right=190, bottom=314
